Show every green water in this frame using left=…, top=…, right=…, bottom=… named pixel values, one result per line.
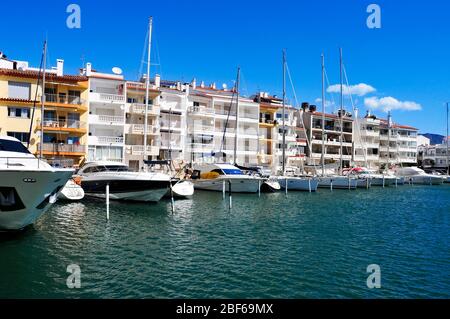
left=0, top=185, right=449, bottom=298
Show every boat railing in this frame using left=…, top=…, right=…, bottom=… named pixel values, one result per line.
left=0, top=156, right=43, bottom=169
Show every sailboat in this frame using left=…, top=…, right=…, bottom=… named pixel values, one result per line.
left=317, top=50, right=358, bottom=190
left=191, top=68, right=263, bottom=193
left=274, top=50, right=319, bottom=192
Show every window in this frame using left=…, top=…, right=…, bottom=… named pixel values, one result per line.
left=8, top=81, right=31, bottom=99
left=7, top=132, right=30, bottom=143
left=8, top=107, right=30, bottom=118
left=127, top=97, right=137, bottom=103
left=0, top=139, right=31, bottom=154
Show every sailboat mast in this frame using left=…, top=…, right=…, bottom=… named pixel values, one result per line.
left=282, top=49, right=287, bottom=174
left=233, top=67, right=241, bottom=165
left=387, top=110, right=391, bottom=169
left=447, top=102, right=449, bottom=175
left=143, top=16, right=153, bottom=166
left=321, top=53, right=325, bottom=176
left=40, top=40, right=47, bottom=159
left=339, top=48, right=344, bottom=175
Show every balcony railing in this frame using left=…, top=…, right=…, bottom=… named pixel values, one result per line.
left=160, top=121, right=182, bottom=130
left=130, top=103, right=160, bottom=115
left=188, top=106, right=215, bottom=115
left=41, top=119, right=86, bottom=130
left=128, top=124, right=159, bottom=135
left=45, top=93, right=85, bottom=105
left=89, top=114, right=124, bottom=125
left=90, top=92, right=125, bottom=103
left=126, top=145, right=160, bottom=156
left=39, top=143, right=86, bottom=153
left=89, top=136, right=124, bottom=145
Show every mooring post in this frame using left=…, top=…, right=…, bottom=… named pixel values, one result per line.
left=222, top=180, right=226, bottom=200
left=330, top=179, right=333, bottom=191
left=106, top=183, right=110, bottom=221
left=258, top=179, right=261, bottom=198
left=308, top=179, right=311, bottom=193
left=383, top=175, right=385, bottom=188
left=170, top=183, right=175, bottom=214
left=285, top=178, right=288, bottom=195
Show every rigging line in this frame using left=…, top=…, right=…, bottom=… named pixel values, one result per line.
left=27, top=45, right=45, bottom=149
left=220, top=85, right=237, bottom=153
left=138, top=27, right=149, bottom=80
left=155, top=37, right=162, bottom=79
left=343, top=63, right=368, bottom=165
left=240, top=69, right=250, bottom=98
left=324, top=68, right=336, bottom=114
left=285, top=62, right=317, bottom=173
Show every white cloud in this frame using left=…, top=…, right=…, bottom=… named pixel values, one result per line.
left=327, top=83, right=376, bottom=96
left=314, top=98, right=335, bottom=107
left=364, top=96, right=422, bottom=112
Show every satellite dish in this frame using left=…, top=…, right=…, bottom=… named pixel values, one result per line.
left=112, top=67, right=122, bottom=75
left=222, top=83, right=228, bottom=90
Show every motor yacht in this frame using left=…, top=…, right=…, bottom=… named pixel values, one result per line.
left=77, top=161, right=171, bottom=202
left=395, top=167, right=444, bottom=185
left=344, top=167, right=397, bottom=187
left=0, top=136, right=73, bottom=230
left=191, top=163, right=263, bottom=193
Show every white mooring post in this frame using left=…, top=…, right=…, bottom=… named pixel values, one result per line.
left=285, top=178, right=288, bottom=195
left=366, top=178, right=370, bottom=189
left=106, top=183, right=110, bottom=221
left=170, top=184, right=175, bottom=214
left=228, top=181, right=232, bottom=210
left=222, top=180, right=226, bottom=199
left=258, top=180, right=261, bottom=197
left=330, top=179, right=333, bottom=191
left=308, top=179, right=311, bottom=193
left=382, top=176, right=385, bottom=188
left=395, top=177, right=398, bottom=188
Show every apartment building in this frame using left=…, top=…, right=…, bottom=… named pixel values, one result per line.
left=124, top=77, right=161, bottom=171
left=82, top=63, right=126, bottom=163
left=302, top=104, right=354, bottom=169
left=254, top=92, right=306, bottom=173
left=418, top=137, right=449, bottom=170
left=186, top=81, right=260, bottom=166
left=0, top=54, right=89, bottom=167
left=353, top=111, right=381, bottom=169
left=159, top=80, right=189, bottom=163
left=379, top=119, right=418, bottom=167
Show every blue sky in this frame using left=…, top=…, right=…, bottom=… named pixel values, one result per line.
left=1, top=0, right=449, bottom=134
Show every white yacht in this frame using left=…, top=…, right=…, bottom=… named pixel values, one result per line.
left=317, top=175, right=358, bottom=190
left=77, top=161, right=172, bottom=202
left=58, top=178, right=85, bottom=201
left=191, top=163, right=263, bottom=193
left=344, top=167, right=397, bottom=187
left=395, top=167, right=444, bottom=185
left=0, top=136, right=73, bottom=230
left=275, top=168, right=319, bottom=192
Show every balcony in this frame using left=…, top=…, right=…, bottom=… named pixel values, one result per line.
left=160, top=140, right=183, bottom=150
left=160, top=120, right=182, bottom=131
left=187, top=125, right=215, bottom=134
left=187, top=143, right=215, bottom=153
left=127, top=124, right=159, bottom=135
left=90, top=92, right=125, bottom=104
left=88, top=136, right=124, bottom=145
left=38, top=143, right=86, bottom=154
left=126, top=145, right=159, bottom=156
left=89, top=114, right=124, bottom=126
left=44, top=93, right=85, bottom=106
left=129, top=103, right=160, bottom=116
left=40, top=119, right=87, bottom=132
left=188, top=106, right=215, bottom=116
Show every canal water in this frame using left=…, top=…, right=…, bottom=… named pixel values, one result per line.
left=0, top=185, right=449, bottom=298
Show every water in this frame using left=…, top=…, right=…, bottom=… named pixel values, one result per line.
left=0, top=185, right=449, bottom=299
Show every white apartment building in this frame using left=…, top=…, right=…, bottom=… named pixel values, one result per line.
left=83, top=63, right=126, bottom=163
left=302, top=105, right=354, bottom=169
left=353, top=111, right=381, bottom=169
left=379, top=119, right=418, bottom=167
left=124, top=78, right=161, bottom=171
left=186, top=81, right=260, bottom=166
left=418, top=137, right=449, bottom=170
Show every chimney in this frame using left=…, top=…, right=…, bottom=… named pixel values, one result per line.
left=354, top=107, right=359, bottom=119
left=56, top=59, right=64, bottom=76
left=155, top=74, right=161, bottom=88
left=176, top=81, right=181, bottom=91
left=211, top=82, right=216, bottom=90
left=86, top=63, right=92, bottom=76
left=191, top=78, right=197, bottom=89
left=200, top=81, right=205, bottom=88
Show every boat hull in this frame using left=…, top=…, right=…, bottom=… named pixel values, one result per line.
left=0, top=169, right=73, bottom=230
left=81, top=179, right=170, bottom=202
left=404, top=176, right=443, bottom=185
left=278, top=177, right=319, bottom=192
left=193, top=177, right=262, bottom=193
left=318, top=177, right=358, bottom=189
left=370, top=177, right=397, bottom=187
left=166, top=181, right=195, bottom=199
left=261, top=180, right=281, bottom=192
left=59, top=180, right=85, bottom=201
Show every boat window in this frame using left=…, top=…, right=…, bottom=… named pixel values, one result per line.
left=221, top=169, right=243, bottom=175
left=0, top=139, right=31, bottom=154
left=98, top=165, right=129, bottom=172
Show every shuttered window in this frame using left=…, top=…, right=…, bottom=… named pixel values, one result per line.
left=8, top=81, right=31, bottom=99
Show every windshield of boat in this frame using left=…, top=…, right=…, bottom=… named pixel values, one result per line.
left=212, top=168, right=243, bottom=175
left=83, top=165, right=129, bottom=173
left=0, top=139, right=31, bottom=154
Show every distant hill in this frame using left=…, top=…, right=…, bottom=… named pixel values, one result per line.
left=421, top=133, right=445, bottom=145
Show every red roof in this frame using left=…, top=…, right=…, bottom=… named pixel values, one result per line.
left=0, top=68, right=88, bottom=82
